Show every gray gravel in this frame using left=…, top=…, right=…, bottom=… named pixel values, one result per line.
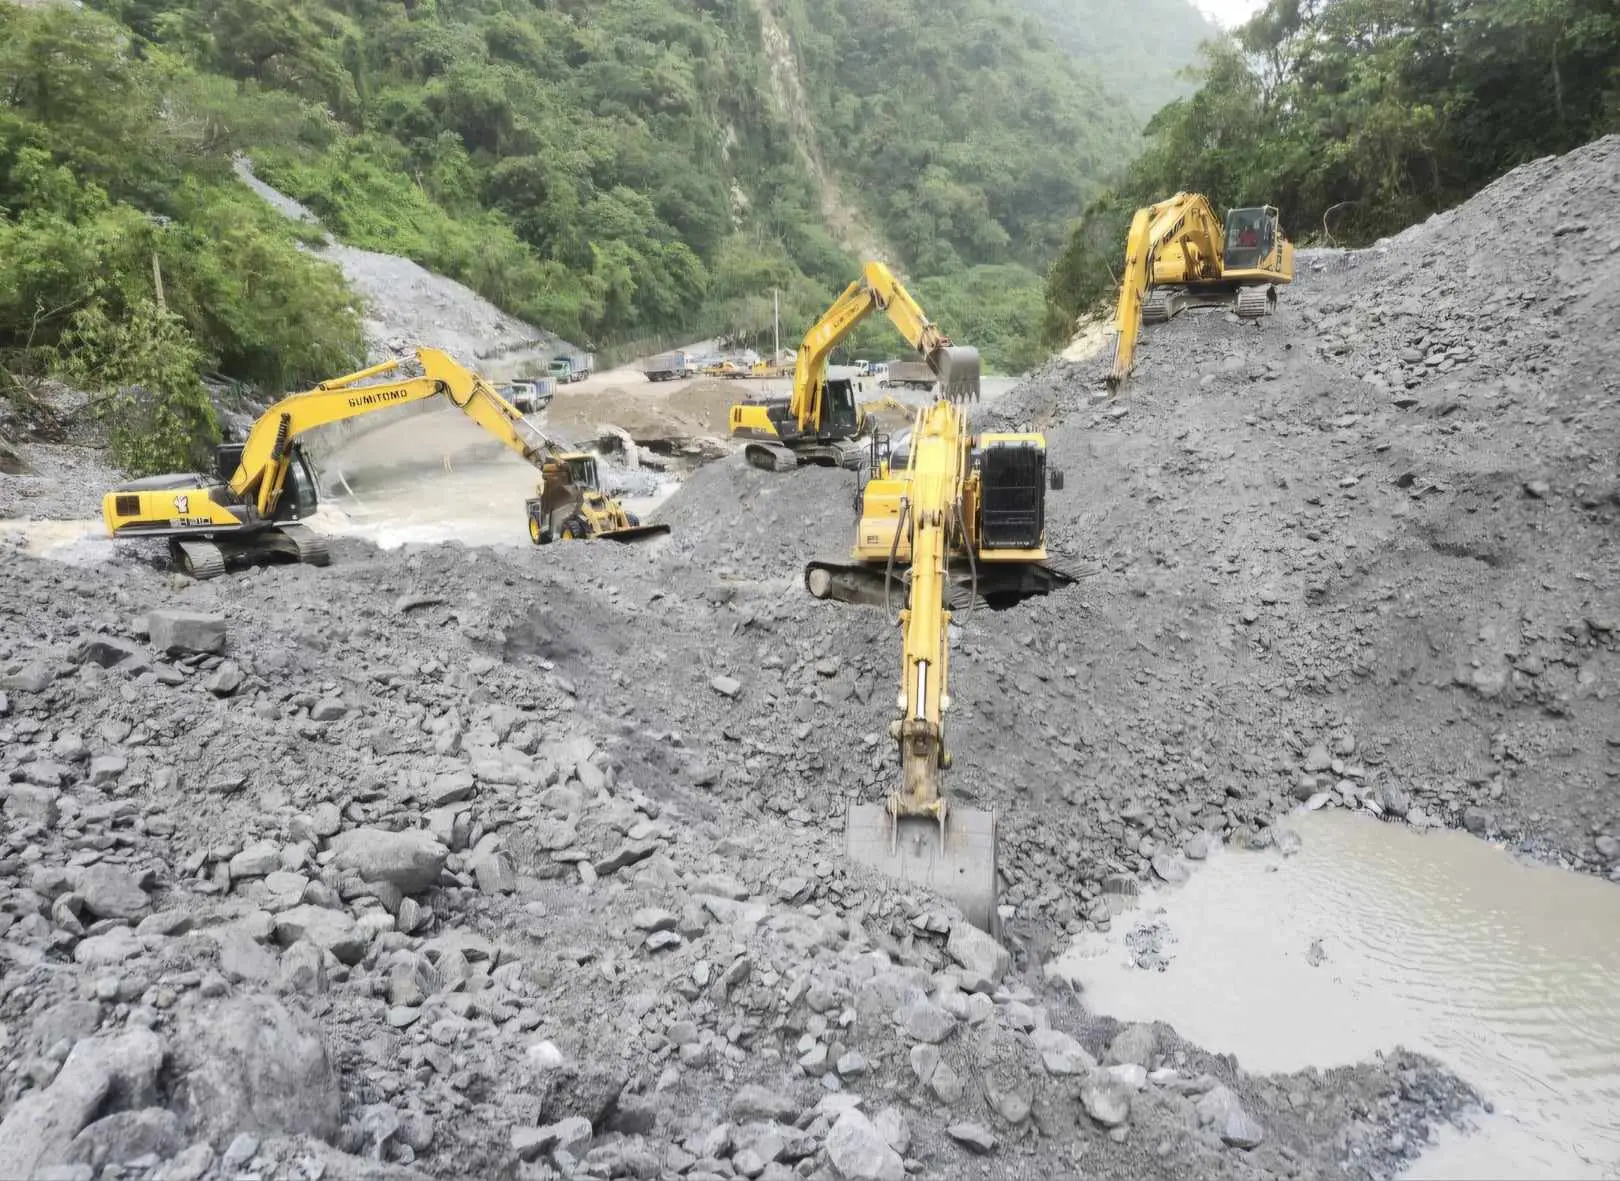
left=7, top=133, right=1617, bottom=1181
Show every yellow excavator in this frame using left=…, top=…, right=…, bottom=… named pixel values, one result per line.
left=1108, top=194, right=1294, bottom=392
left=812, top=391, right=1078, bottom=934
left=727, top=260, right=979, bottom=472
left=101, top=348, right=666, bottom=579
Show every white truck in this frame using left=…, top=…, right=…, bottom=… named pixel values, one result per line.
left=643, top=350, right=697, bottom=382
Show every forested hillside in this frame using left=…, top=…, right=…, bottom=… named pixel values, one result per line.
left=0, top=0, right=1149, bottom=407
left=1015, top=0, right=1217, bottom=120
left=1043, top=0, right=1620, bottom=340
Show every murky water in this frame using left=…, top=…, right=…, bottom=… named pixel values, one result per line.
left=0, top=519, right=116, bottom=563
left=315, top=459, right=678, bottom=552
left=1051, top=809, right=1620, bottom=1180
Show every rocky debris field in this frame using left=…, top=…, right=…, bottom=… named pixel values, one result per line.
left=4, top=133, right=1619, bottom=1181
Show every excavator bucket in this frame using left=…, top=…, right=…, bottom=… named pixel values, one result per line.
left=845, top=802, right=1000, bottom=936
left=929, top=345, right=982, bottom=402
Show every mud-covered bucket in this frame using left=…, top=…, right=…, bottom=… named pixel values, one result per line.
left=928, top=345, right=982, bottom=403
left=845, top=802, right=1000, bottom=936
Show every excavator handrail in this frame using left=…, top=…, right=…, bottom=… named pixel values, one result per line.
left=230, top=347, right=568, bottom=519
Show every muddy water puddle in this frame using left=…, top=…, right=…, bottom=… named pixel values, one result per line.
left=1051, top=809, right=1620, bottom=1179
left=316, top=461, right=678, bottom=551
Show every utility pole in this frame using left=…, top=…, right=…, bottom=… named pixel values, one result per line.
left=773, top=287, right=780, bottom=364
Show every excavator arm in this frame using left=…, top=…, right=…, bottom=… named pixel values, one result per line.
left=890, top=397, right=967, bottom=822
left=232, top=346, right=557, bottom=517
left=1107, top=192, right=1226, bottom=391
left=788, top=261, right=980, bottom=433
left=842, top=385, right=1001, bottom=934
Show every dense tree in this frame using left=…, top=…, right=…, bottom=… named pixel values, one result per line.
left=1043, top=0, right=1620, bottom=341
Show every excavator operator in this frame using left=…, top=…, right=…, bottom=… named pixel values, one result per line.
left=536, top=460, right=577, bottom=542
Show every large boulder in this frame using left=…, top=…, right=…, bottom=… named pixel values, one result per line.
left=147, top=610, right=227, bottom=656
left=0, top=1029, right=165, bottom=1176
left=328, top=828, right=448, bottom=894
left=169, top=998, right=341, bottom=1145
left=825, top=1109, right=905, bottom=1181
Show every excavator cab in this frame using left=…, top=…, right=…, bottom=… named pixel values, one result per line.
left=821, top=378, right=861, bottom=439
left=214, top=441, right=320, bottom=523
left=1224, top=206, right=1278, bottom=271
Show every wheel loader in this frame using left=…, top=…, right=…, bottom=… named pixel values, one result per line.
left=809, top=380, right=1082, bottom=936
left=100, top=348, right=666, bottom=579
left=1108, top=194, right=1294, bottom=391
left=525, top=453, right=666, bottom=545
left=727, top=260, right=979, bottom=473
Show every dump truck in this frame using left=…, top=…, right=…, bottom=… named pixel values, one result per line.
left=548, top=354, right=596, bottom=384
left=879, top=359, right=937, bottom=391
left=644, top=351, right=697, bottom=382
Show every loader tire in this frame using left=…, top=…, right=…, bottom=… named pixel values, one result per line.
left=560, top=514, right=589, bottom=540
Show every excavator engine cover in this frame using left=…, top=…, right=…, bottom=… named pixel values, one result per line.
left=928, top=345, right=982, bottom=402
left=845, top=802, right=1000, bottom=936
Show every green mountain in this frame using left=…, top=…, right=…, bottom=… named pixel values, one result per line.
left=2, top=0, right=1164, bottom=456
left=1014, top=0, right=1219, bottom=121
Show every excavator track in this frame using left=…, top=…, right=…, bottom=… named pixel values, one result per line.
left=170, top=538, right=227, bottom=581
left=745, top=442, right=799, bottom=472
left=277, top=523, right=332, bottom=567
left=1141, top=289, right=1174, bottom=325
left=746, top=440, right=867, bottom=473
left=806, top=554, right=1094, bottom=610
left=1236, top=285, right=1274, bottom=319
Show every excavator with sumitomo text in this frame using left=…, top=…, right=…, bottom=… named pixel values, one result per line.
left=811, top=371, right=1085, bottom=933
left=728, top=260, right=980, bottom=472
left=101, top=347, right=667, bottom=579
left=1108, top=194, right=1293, bottom=392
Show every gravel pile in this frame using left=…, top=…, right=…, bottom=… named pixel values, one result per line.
left=0, top=534, right=1474, bottom=1181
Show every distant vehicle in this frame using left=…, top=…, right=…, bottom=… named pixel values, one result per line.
left=878, top=359, right=935, bottom=390
left=499, top=378, right=554, bottom=414
left=644, top=350, right=698, bottom=382
left=701, top=359, right=747, bottom=379
left=547, top=353, right=596, bottom=384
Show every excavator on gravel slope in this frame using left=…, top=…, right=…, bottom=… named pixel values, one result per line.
left=1108, top=194, right=1294, bottom=392
left=815, top=384, right=1078, bottom=935
left=100, top=348, right=667, bottom=580
left=727, top=260, right=980, bottom=472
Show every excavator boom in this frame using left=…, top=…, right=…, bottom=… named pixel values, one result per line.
left=729, top=261, right=980, bottom=472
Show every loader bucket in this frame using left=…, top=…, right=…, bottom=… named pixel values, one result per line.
left=845, top=802, right=1000, bottom=936
left=598, top=523, right=671, bottom=543
left=929, top=345, right=982, bottom=403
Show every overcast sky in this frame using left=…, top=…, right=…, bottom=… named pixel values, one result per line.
left=1195, top=0, right=1265, bottom=28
